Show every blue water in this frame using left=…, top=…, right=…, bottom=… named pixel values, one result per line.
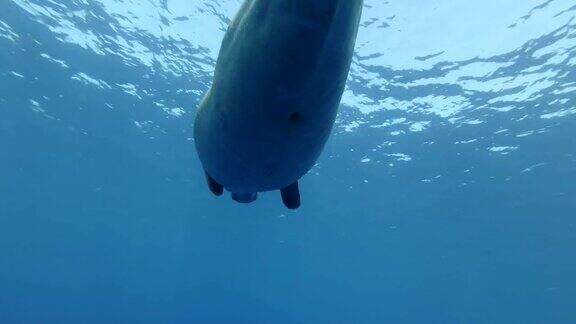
left=1, top=1, right=575, bottom=323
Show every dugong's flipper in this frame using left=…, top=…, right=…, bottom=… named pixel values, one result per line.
left=205, top=171, right=224, bottom=196
left=280, top=181, right=301, bottom=210
left=232, top=192, right=258, bottom=204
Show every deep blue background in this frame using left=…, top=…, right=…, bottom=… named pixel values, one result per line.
left=1, top=1, right=575, bottom=323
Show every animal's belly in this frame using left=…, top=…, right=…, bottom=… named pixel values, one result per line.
left=195, top=106, right=333, bottom=193
left=194, top=0, right=362, bottom=194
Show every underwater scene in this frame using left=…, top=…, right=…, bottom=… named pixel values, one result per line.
left=1, top=0, right=575, bottom=323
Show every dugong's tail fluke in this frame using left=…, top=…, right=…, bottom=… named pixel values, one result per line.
left=205, top=172, right=224, bottom=196
left=281, top=181, right=301, bottom=210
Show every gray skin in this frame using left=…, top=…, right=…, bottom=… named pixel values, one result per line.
left=194, top=0, right=363, bottom=207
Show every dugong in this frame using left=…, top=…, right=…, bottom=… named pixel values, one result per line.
left=194, top=0, right=363, bottom=209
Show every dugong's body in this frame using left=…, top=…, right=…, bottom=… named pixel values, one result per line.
left=194, top=0, right=363, bottom=208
